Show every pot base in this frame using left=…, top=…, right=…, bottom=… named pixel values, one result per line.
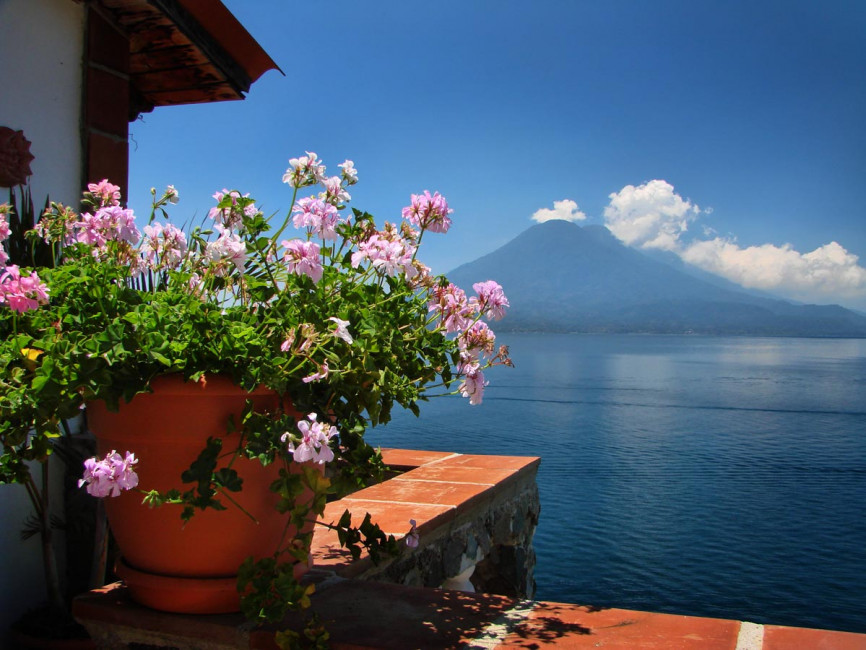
left=116, top=556, right=312, bottom=615
left=115, top=557, right=243, bottom=615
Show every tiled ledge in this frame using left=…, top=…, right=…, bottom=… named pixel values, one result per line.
left=73, top=580, right=866, bottom=649
left=265, top=582, right=866, bottom=650
left=72, top=449, right=866, bottom=649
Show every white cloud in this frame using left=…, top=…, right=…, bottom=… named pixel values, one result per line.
left=681, top=238, right=866, bottom=302
left=604, top=179, right=866, bottom=306
left=531, top=199, right=587, bottom=223
left=603, top=180, right=701, bottom=251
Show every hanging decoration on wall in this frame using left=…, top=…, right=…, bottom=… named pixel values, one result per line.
left=0, top=126, right=35, bottom=188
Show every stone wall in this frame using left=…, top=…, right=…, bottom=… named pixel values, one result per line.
left=358, top=469, right=539, bottom=598
left=310, top=449, right=541, bottom=600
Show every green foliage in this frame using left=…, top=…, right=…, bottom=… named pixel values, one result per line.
left=0, top=170, right=511, bottom=630
left=5, top=186, right=56, bottom=268
left=238, top=555, right=314, bottom=623
left=332, top=509, right=402, bottom=563
left=0, top=184, right=467, bottom=488
left=275, top=613, right=330, bottom=650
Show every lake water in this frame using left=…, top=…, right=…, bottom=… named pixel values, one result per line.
left=365, top=334, right=866, bottom=634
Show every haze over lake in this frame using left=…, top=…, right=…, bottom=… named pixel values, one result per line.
left=367, top=333, right=866, bottom=633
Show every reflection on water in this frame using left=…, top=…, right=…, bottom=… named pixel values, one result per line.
left=366, top=334, right=866, bottom=633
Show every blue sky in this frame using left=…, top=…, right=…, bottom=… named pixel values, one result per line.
left=129, top=0, right=866, bottom=311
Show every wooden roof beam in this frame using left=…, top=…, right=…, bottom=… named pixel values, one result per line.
left=146, top=0, right=252, bottom=97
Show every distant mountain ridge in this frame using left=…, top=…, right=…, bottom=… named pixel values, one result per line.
left=447, top=220, right=866, bottom=337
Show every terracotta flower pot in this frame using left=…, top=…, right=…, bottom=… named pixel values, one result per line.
left=86, top=374, right=314, bottom=614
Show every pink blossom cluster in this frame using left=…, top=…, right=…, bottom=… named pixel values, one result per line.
left=405, top=519, right=420, bottom=548
left=329, top=316, right=353, bottom=344
left=292, top=196, right=342, bottom=240
left=401, top=190, right=453, bottom=234
left=458, top=321, right=497, bottom=360
left=467, top=283, right=508, bottom=402
left=455, top=322, right=498, bottom=406
left=141, top=222, right=188, bottom=270
left=206, top=225, right=247, bottom=276
left=282, top=151, right=328, bottom=189
left=281, top=239, right=323, bottom=283
left=470, top=280, right=510, bottom=321
left=428, top=281, right=509, bottom=335
left=286, top=318, right=352, bottom=381
left=0, top=208, right=9, bottom=265
left=86, top=179, right=121, bottom=207
left=457, top=364, right=488, bottom=405
left=302, top=362, right=329, bottom=383
left=0, top=265, right=49, bottom=313
left=320, top=176, right=351, bottom=206
left=78, top=450, right=139, bottom=498
left=281, top=413, right=337, bottom=464
left=351, top=225, right=418, bottom=278
left=426, top=280, right=510, bottom=405
left=75, top=206, right=141, bottom=248
left=338, top=160, right=358, bottom=185
left=208, top=189, right=257, bottom=231
left=428, top=283, right=474, bottom=334
left=32, top=203, right=78, bottom=247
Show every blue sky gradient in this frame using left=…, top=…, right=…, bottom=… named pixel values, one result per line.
left=129, top=1, right=866, bottom=311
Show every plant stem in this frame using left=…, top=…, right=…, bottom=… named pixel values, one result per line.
left=270, top=186, right=299, bottom=246
left=218, top=488, right=258, bottom=524
left=89, top=499, right=109, bottom=589
left=38, top=459, right=65, bottom=609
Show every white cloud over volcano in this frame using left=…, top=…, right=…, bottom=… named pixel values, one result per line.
left=604, top=180, right=701, bottom=251
left=603, top=180, right=866, bottom=306
left=531, top=199, right=587, bottom=223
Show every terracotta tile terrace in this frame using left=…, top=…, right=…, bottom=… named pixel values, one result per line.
left=74, top=448, right=866, bottom=649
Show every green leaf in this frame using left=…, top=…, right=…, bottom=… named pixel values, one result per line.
left=214, top=468, right=243, bottom=492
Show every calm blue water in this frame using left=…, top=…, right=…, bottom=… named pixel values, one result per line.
left=366, top=334, right=866, bottom=634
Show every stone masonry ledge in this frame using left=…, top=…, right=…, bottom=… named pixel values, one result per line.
left=309, top=448, right=541, bottom=586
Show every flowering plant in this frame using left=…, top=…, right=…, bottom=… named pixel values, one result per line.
left=0, top=153, right=511, bottom=627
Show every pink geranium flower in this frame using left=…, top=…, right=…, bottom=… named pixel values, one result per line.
left=86, top=179, right=121, bottom=207
left=0, top=211, right=8, bottom=264
left=75, top=205, right=140, bottom=249
left=472, top=280, right=509, bottom=321
left=141, top=222, right=188, bottom=270
left=328, top=317, right=354, bottom=344
left=206, top=225, right=246, bottom=276
left=0, top=211, right=10, bottom=241
left=281, top=413, right=337, bottom=464
left=0, top=265, right=50, bottom=313
left=405, top=519, right=420, bottom=548
left=79, top=450, right=139, bottom=498
left=282, top=151, right=327, bottom=188
left=351, top=233, right=416, bottom=278
left=401, top=190, right=452, bottom=234
left=292, top=196, right=341, bottom=240
left=338, top=160, right=358, bottom=185
left=281, top=239, right=323, bottom=282
left=428, top=283, right=474, bottom=334
left=458, top=321, right=497, bottom=360
left=302, top=362, right=329, bottom=383
left=208, top=189, right=248, bottom=231
left=458, top=367, right=487, bottom=406
left=320, top=176, right=351, bottom=206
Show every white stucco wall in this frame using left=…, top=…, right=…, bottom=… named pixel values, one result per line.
left=0, top=0, right=85, bottom=641
left=0, top=0, right=86, bottom=206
